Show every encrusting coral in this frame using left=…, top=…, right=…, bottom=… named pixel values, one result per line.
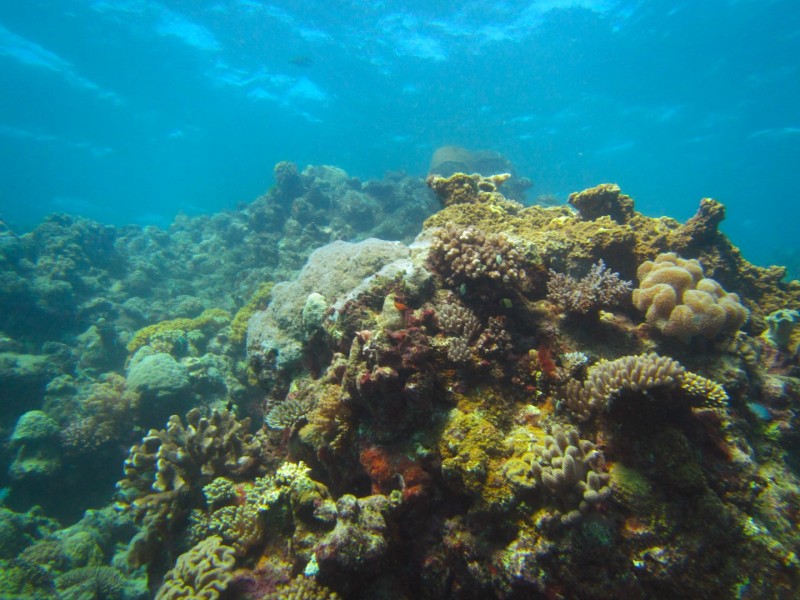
left=632, top=252, right=749, bottom=341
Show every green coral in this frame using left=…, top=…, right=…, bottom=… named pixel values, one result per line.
left=126, top=308, right=231, bottom=355
left=230, top=282, right=274, bottom=345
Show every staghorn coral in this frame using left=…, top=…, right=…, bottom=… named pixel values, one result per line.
left=547, top=260, right=632, bottom=315
left=155, top=535, right=236, bottom=600
left=529, top=426, right=611, bottom=523
left=632, top=252, right=749, bottom=341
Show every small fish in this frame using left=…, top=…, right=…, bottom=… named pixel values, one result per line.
left=394, top=295, right=409, bottom=311
left=289, top=55, right=313, bottom=67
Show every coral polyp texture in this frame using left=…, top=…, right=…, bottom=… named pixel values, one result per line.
left=2, top=164, right=800, bottom=599
left=633, top=252, right=750, bottom=341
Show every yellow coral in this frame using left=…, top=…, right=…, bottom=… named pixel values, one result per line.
left=127, top=308, right=231, bottom=354
left=156, top=535, right=235, bottom=600
left=230, top=282, right=274, bottom=345
left=681, top=371, right=729, bottom=407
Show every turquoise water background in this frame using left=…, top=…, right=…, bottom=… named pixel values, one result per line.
left=1, top=0, right=798, bottom=270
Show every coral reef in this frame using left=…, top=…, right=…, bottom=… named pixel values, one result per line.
left=2, top=163, right=800, bottom=599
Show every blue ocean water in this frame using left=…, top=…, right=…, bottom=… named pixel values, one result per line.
left=0, top=0, right=798, bottom=271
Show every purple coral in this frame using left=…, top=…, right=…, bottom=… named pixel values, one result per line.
left=546, top=260, right=632, bottom=315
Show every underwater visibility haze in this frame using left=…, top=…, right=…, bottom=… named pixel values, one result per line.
left=1, top=1, right=800, bottom=599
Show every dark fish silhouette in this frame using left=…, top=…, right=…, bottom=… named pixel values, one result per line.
left=289, top=55, right=313, bottom=67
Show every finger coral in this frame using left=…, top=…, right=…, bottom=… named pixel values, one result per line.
left=529, top=426, right=611, bottom=523
left=632, top=252, right=749, bottom=341
left=155, top=535, right=236, bottom=600
left=562, top=352, right=727, bottom=420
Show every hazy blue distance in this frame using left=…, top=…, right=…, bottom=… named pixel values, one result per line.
left=0, top=0, right=798, bottom=270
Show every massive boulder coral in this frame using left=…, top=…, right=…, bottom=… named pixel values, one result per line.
left=632, top=252, right=749, bottom=341
left=246, top=238, right=412, bottom=392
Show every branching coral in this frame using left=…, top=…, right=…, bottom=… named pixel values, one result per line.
left=118, top=408, right=265, bottom=508
left=562, top=352, right=728, bottom=420
left=529, top=426, right=611, bottom=523
left=189, top=504, right=265, bottom=557
left=428, top=225, right=537, bottom=297
left=155, top=535, right=236, bottom=600
left=632, top=252, right=749, bottom=341
left=547, top=260, right=632, bottom=315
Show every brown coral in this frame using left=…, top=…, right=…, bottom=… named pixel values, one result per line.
left=562, top=352, right=728, bottom=421
left=426, top=172, right=514, bottom=207
left=632, top=252, right=749, bottom=341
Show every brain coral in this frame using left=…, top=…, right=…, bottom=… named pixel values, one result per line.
left=632, top=252, right=749, bottom=341
left=155, top=535, right=235, bottom=600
